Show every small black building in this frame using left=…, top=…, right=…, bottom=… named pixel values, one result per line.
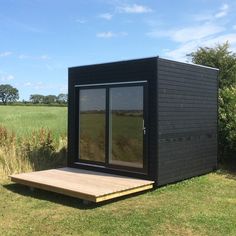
left=68, top=57, right=218, bottom=186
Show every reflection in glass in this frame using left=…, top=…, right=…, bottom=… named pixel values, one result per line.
left=79, top=89, right=105, bottom=162
left=109, top=86, right=143, bottom=168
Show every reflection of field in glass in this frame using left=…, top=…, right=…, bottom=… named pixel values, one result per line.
left=79, top=112, right=143, bottom=167
left=80, top=113, right=105, bottom=162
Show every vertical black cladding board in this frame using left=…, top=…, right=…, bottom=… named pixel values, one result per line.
left=67, top=69, right=77, bottom=167
left=157, top=58, right=218, bottom=186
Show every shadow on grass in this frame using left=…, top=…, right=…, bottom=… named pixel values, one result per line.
left=218, top=158, right=236, bottom=180
left=3, top=182, right=152, bottom=210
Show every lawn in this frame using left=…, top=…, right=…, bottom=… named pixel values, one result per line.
left=0, top=171, right=236, bottom=235
left=0, top=106, right=235, bottom=235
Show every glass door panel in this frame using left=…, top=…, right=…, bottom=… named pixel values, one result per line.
left=109, top=86, right=144, bottom=168
left=79, top=88, right=106, bottom=162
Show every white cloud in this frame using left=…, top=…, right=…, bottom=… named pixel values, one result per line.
left=164, top=33, right=236, bottom=61
left=18, top=54, right=50, bottom=60
left=146, top=2, right=235, bottom=62
left=18, top=54, right=30, bottom=59
left=0, top=51, right=12, bottom=57
left=23, top=82, right=32, bottom=87
left=118, top=4, right=152, bottom=14
left=193, top=13, right=213, bottom=22
left=75, top=19, right=86, bottom=24
left=193, top=3, right=229, bottom=22
left=21, top=81, right=68, bottom=93
left=99, top=13, right=113, bottom=20
left=39, top=55, right=50, bottom=60
left=215, top=4, right=229, bottom=18
left=96, top=31, right=115, bottom=38
left=147, top=23, right=224, bottom=43
left=96, top=31, right=127, bottom=38
left=0, top=73, right=14, bottom=82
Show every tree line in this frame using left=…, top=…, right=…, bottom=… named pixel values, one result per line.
left=0, top=84, right=67, bottom=105
left=29, top=94, right=67, bottom=104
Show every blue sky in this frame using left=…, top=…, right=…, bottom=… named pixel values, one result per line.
left=0, top=0, right=236, bottom=100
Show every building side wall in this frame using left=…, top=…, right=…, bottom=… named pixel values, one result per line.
left=157, top=58, right=218, bottom=186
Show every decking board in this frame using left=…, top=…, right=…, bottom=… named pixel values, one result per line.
left=10, top=168, right=154, bottom=202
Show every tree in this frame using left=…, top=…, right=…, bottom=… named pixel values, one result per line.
left=43, top=95, right=57, bottom=104
left=189, top=42, right=236, bottom=159
left=29, top=94, right=45, bottom=104
left=0, top=84, right=19, bottom=105
left=57, top=93, right=68, bottom=104
left=219, top=86, right=236, bottom=156
left=188, top=42, right=236, bottom=89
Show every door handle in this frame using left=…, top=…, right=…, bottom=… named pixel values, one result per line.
left=143, top=120, right=146, bottom=135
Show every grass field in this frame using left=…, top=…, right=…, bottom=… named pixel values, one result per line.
left=0, top=171, right=236, bottom=235
left=0, top=106, right=67, bottom=139
left=0, top=106, right=67, bottom=177
left=0, top=105, right=236, bottom=235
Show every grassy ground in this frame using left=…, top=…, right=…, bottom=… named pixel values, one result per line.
left=0, top=171, right=236, bottom=236
left=0, top=106, right=235, bottom=235
left=0, top=106, right=67, bottom=139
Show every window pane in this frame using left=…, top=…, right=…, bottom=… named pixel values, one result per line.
left=109, top=86, right=143, bottom=168
left=79, top=89, right=106, bottom=162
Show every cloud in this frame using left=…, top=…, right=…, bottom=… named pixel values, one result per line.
left=215, top=4, right=229, bottom=18
left=99, top=13, right=113, bottom=20
left=0, top=51, right=12, bottom=57
left=146, top=2, right=235, bottom=61
left=193, top=3, right=229, bottom=21
left=39, top=55, right=50, bottom=60
left=21, top=81, right=67, bottom=93
left=0, top=73, right=14, bottom=82
left=118, top=4, right=153, bottom=14
left=96, top=31, right=115, bottom=38
left=96, top=31, right=127, bottom=38
left=23, top=82, right=32, bottom=87
left=164, top=33, right=236, bottom=61
left=147, top=23, right=224, bottom=43
left=75, top=19, right=86, bottom=24
left=18, top=54, right=50, bottom=60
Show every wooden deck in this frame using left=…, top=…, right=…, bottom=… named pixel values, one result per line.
left=10, top=168, right=154, bottom=202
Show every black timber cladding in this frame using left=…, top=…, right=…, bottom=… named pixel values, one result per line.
left=68, top=57, right=158, bottom=181
left=68, top=56, right=218, bottom=186
left=157, top=58, right=218, bottom=186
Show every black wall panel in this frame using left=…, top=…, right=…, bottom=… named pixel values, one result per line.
left=157, top=58, right=218, bottom=186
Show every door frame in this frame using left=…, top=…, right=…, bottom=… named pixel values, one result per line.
left=74, top=81, right=148, bottom=174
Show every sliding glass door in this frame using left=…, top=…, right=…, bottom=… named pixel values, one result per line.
left=77, top=82, right=147, bottom=172
left=109, top=86, right=144, bottom=168
left=79, top=88, right=106, bottom=163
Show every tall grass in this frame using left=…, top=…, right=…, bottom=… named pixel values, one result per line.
left=0, top=125, right=67, bottom=178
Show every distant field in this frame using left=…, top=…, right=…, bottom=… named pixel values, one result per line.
left=0, top=106, right=67, bottom=139
left=0, top=106, right=143, bottom=165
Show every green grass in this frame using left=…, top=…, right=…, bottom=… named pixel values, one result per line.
left=0, top=172, right=236, bottom=235
left=0, top=106, right=67, bottom=139
left=0, top=106, right=236, bottom=235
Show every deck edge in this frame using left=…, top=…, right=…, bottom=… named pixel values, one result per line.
left=95, top=184, right=153, bottom=202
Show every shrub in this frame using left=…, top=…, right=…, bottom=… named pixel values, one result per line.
left=0, top=126, right=67, bottom=178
